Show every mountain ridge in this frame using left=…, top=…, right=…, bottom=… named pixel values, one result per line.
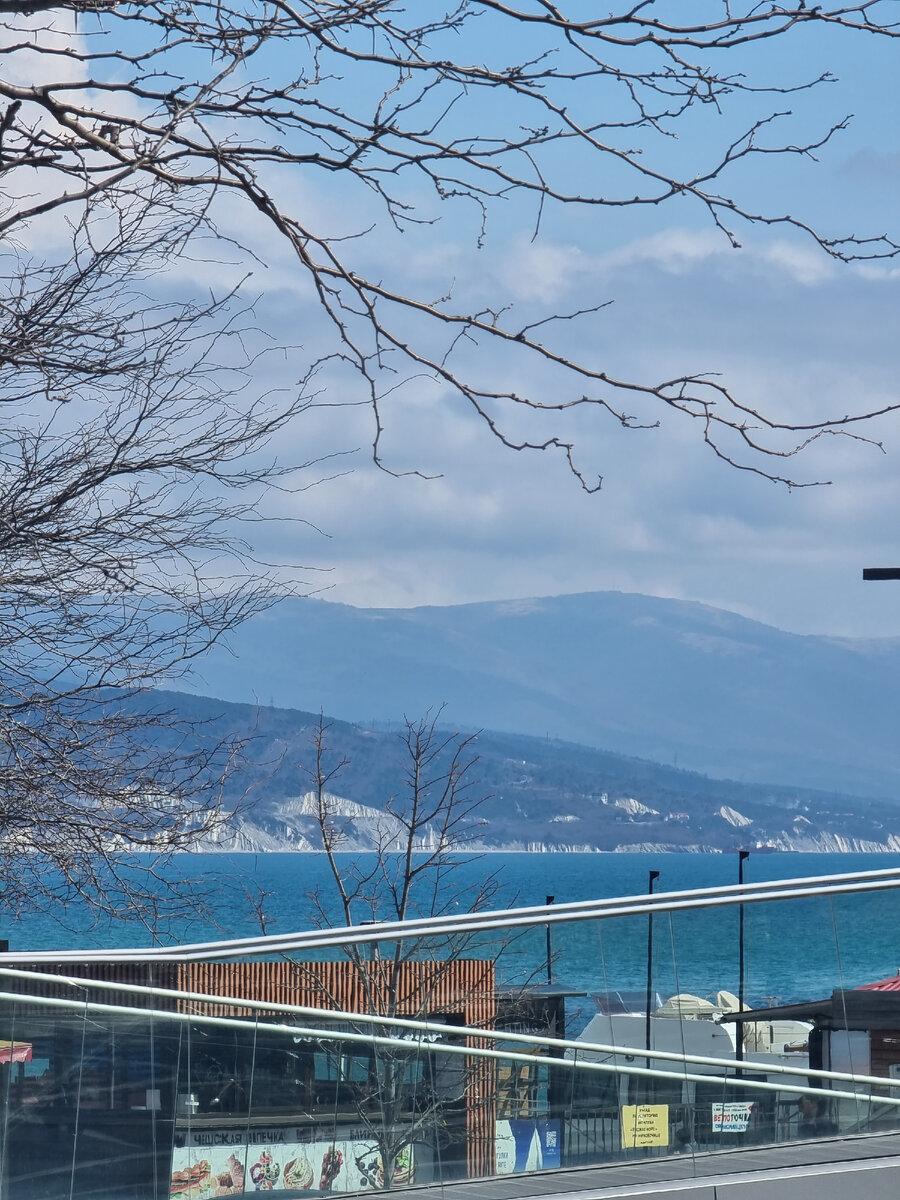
left=179, top=590, right=900, bottom=799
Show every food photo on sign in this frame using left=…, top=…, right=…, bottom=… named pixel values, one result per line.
left=169, top=1128, right=428, bottom=1197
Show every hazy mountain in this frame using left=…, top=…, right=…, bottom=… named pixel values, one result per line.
left=177, top=591, right=900, bottom=800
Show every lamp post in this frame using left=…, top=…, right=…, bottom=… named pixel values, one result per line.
left=736, top=850, right=750, bottom=1066
left=645, top=870, right=660, bottom=1058
left=545, top=895, right=555, bottom=986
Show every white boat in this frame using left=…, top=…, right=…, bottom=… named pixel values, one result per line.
left=570, top=989, right=811, bottom=1102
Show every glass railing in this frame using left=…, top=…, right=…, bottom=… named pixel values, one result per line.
left=2, top=867, right=900, bottom=1199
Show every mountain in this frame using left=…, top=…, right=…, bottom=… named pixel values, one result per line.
left=145, top=690, right=900, bottom=854
left=177, top=591, right=900, bottom=800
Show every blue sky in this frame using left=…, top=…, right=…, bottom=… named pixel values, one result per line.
left=15, top=7, right=900, bottom=639
left=187, top=13, right=900, bottom=639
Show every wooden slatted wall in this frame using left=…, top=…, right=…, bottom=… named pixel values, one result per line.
left=1, top=961, right=181, bottom=1011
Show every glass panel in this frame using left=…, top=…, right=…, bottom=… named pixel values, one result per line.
left=4, top=875, right=900, bottom=1197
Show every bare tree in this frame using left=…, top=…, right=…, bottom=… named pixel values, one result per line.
left=308, top=712, right=496, bottom=925
left=0, top=2, right=898, bottom=488
left=0, top=191, right=326, bottom=931
left=298, top=712, right=502, bottom=1185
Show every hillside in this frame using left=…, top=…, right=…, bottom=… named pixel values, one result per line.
left=146, top=691, right=900, bottom=854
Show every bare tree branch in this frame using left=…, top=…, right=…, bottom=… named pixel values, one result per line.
left=0, top=1, right=897, bottom=487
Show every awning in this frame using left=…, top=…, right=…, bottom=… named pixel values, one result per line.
left=0, top=1041, right=32, bottom=1065
left=719, top=998, right=832, bottom=1024
left=720, top=990, right=900, bottom=1031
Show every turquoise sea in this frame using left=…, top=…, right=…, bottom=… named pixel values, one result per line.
left=10, top=852, right=900, bottom=1021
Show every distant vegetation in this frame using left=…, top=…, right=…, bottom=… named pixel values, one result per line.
left=150, top=690, right=900, bottom=854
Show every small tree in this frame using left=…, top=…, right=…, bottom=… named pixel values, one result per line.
left=300, top=711, right=503, bottom=1185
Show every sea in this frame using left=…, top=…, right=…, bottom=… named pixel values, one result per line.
left=10, top=852, right=900, bottom=1028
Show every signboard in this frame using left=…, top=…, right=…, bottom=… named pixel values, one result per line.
left=169, top=1126, right=429, bottom=1198
left=711, top=1102, right=756, bottom=1134
left=620, top=1104, right=669, bottom=1148
left=495, top=1120, right=561, bottom=1174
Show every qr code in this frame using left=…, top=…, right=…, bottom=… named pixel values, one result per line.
left=545, top=1131, right=557, bottom=1149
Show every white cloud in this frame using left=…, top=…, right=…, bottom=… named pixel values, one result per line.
left=498, top=239, right=586, bottom=303
left=759, top=241, right=837, bottom=286
left=602, top=227, right=727, bottom=273
left=0, top=12, right=84, bottom=86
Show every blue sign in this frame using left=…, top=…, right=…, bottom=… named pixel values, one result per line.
left=495, top=1120, right=561, bottom=1173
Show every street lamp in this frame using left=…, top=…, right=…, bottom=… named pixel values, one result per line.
left=736, top=850, right=750, bottom=1066
left=645, top=870, right=660, bottom=1058
left=545, top=895, right=555, bottom=985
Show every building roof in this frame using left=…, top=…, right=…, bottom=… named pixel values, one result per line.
left=494, top=983, right=587, bottom=999
left=857, top=973, right=900, bottom=992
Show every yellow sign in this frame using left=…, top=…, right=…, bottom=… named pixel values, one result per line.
left=620, top=1104, right=669, bottom=1148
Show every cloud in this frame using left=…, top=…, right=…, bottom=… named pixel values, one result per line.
left=0, top=12, right=84, bottom=86
left=243, top=218, right=900, bottom=642
left=758, top=241, right=837, bottom=286
left=484, top=225, right=852, bottom=319
left=497, top=240, right=586, bottom=303
left=602, top=228, right=727, bottom=273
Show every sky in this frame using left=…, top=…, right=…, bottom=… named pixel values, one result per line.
left=192, top=11, right=900, bottom=641
left=13, top=6, right=900, bottom=641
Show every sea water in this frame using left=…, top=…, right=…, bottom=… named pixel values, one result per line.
left=8, top=852, right=900, bottom=1016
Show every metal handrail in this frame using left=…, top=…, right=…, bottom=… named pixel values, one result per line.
left=0, top=985, right=890, bottom=1109
left=0, top=964, right=888, bottom=1095
left=6, top=866, right=900, bottom=961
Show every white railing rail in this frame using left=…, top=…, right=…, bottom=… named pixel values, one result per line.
left=4, top=866, right=900, bottom=962
left=0, top=984, right=891, bottom=1111
left=0, top=964, right=879, bottom=1093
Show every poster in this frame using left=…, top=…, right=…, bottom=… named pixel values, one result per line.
left=620, top=1104, right=669, bottom=1148
left=494, top=1120, right=561, bottom=1174
left=711, top=1102, right=756, bottom=1134
left=170, top=1125, right=428, bottom=1198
